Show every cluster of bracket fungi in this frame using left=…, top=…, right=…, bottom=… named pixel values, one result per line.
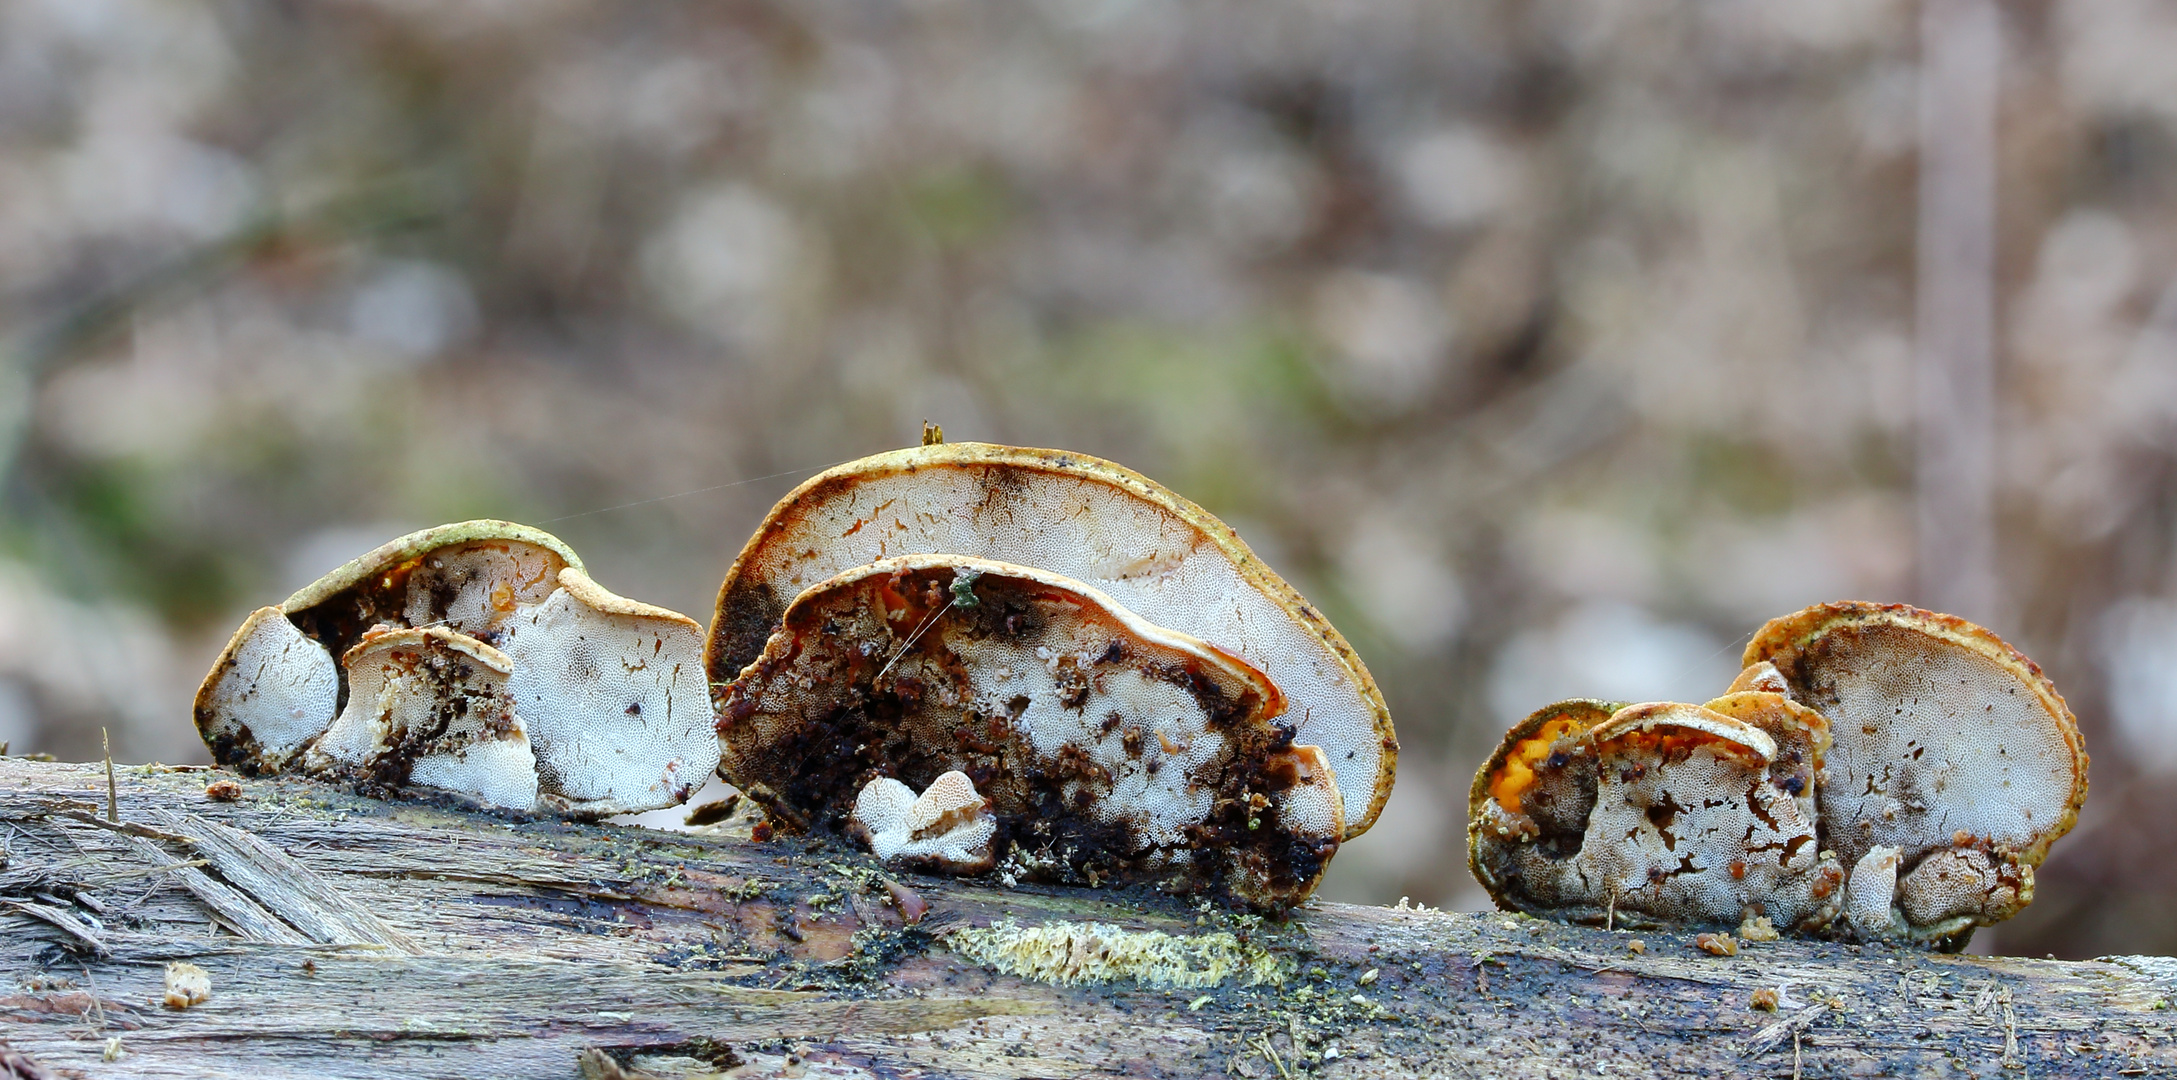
left=1470, top=602, right=2089, bottom=948
left=194, top=440, right=1398, bottom=909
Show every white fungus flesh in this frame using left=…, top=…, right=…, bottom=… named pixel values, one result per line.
left=306, top=627, right=540, bottom=811
left=195, top=607, right=340, bottom=770
left=716, top=553, right=1344, bottom=909
left=1743, top=601, right=2087, bottom=943
left=849, top=771, right=998, bottom=874
left=193, top=521, right=718, bottom=816
left=708, top=442, right=1395, bottom=840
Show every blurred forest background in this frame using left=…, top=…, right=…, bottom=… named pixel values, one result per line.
left=3, top=0, right=2174, bottom=960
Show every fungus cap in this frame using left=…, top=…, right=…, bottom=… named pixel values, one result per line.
left=1742, top=602, right=2087, bottom=873
left=848, top=770, right=998, bottom=875
left=1472, top=700, right=1843, bottom=932
left=305, top=626, right=540, bottom=811
left=707, top=442, right=1395, bottom=839
left=1578, top=703, right=1841, bottom=932
left=1467, top=699, right=1617, bottom=915
left=715, top=553, right=1343, bottom=909
left=194, top=607, right=340, bottom=771
left=194, top=521, right=717, bottom=815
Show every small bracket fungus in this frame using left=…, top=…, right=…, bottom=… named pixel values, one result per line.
left=716, top=554, right=1344, bottom=909
left=1472, top=600, right=2088, bottom=949
left=1472, top=700, right=1842, bottom=933
left=706, top=441, right=1396, bottom=840
left=194, top=521, right=718, bottom=816
left=1742, top=601, right=2085, bottom=946
left=848, top=770, right=997, bottom=874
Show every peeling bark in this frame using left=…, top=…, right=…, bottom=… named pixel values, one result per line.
left=1, top=757, right=2171, bottom=1079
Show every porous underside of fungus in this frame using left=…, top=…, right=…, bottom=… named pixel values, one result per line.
left=1742, top=601, right=2086, bottom=943
left=706, top=441, right=1395, bottom=840
left=1471, top=700, right=1842, bottom=932
left=715, top=553, right=1345, bottom=909
left=848, top=770, right=998, bottom=874
left=194, top=520, right=718, bottom=816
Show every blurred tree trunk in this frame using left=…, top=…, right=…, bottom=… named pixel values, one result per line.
left=1, top=757, right=2172, bottom=1079
left=1916, top=0, right=2002, bottom=623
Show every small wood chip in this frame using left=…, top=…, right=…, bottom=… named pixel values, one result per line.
left=1751, top=987, right=1780, bottom=1011
left=1626, top=939, right=1646, bottom=955
left=204, top=778, right=243, bottom=801
left=1696, top=933, right=1739, bottom=957
left=163, top=961, right=211, bottom=1009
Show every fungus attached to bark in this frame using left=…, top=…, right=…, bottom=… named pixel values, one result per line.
left=715, top=553, right=1344, bottom=909
left=1474, top=600, right=2087, bottom=948
left=193, top=521, right=718, bottom=815
left=707, top=442, right=1395, bottom=840
left=1471, top=700, right=1842, bottom=932
left=849, top=770, right=997, bottom=875
left=1742, top=601, right=2087, bottom=945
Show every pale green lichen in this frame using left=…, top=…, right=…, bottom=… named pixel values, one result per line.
left=948, top=919, right=1287, bottom=989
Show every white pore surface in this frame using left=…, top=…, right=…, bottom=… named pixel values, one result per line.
left=207, top=609, right=339, bottom=767
left=498, top=587, right=718, bottom=814
left=1845, top=845, right=1903, bottom=939
left=310, top=629, right=540, bottom=811
left=853, top=773, right=996, bottom=868
left=945, top=623, right=1226, bottom=847
left=1577, top=713, right=1834, bottom=928
left=401, top=540, right=565, bottom=637
left=1899, top=847, right=2015, bottom=925
left=744, top=463, right=1382, bottom=832
left=1274, top=747, right=1343, bottom=840
left=1813, top=626, right=2079, bottom=865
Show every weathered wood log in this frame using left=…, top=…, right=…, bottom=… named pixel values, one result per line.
left=1, top=756, right=2171, bottom=1079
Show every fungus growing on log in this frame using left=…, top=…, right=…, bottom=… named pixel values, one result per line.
left=706, top=441, right=1395, bottom=840
left=1742, top=601, right=2086, bottom=945
left=1472, top=601, right=2087, bottom=948
left=194, top=521, right=717, bottom=816
left=715, top=553, right=1344, bottom=909
left=849, top=770, right=997, bottom=875
left=1472, top=700, right=1842, bottom=932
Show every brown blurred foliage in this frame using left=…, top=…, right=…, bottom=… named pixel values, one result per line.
left=3, top=0, right=2174, bottom=959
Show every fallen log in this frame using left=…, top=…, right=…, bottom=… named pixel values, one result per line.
left=0, top=756, right=2170, bottom=1079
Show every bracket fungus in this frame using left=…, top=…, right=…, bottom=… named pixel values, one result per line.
left=706, top=441, right=1395, bottom=840
left=849, top=770, right=998, bottom=875
left=1471, top=601, right=2087, bottom=948
left=194, top=521, right=718, bottom=816
left=1743, top=601, right=2086, bottom=945
left=715, top=553, right=1344, bottom=909
left=1471, top=699, right=1843, bottom=932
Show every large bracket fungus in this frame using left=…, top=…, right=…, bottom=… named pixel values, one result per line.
left=1470, top=601, right=2087, bottom=948
left=1742, top=602, right=2087, bottom=945
left=714, top=554, right=1345, bottom=909
left=706, top=442, right=1396, bottom=840
left=194, top=521, right=718, bottom=816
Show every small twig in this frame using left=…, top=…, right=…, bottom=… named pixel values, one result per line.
left=1792, top=1030, right=1802, bottom=1080
left=1252, top=1034, right=1294, bottom=1080
left=2000, top=988, right=2023, bottom=1070
left=1742, top=1004, right=1828, bottom=1059
left=1606, top=888, right=1617, bottom=932
left=103, top=728, right=117, bottom=824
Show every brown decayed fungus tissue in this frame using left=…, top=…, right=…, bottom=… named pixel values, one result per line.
left=716, top=553, right=1345, bottom=909
left=1470, top=601, right=2088, bottom=949
left=194, top=521, right=718, bottom=816
left=706, top=441, right=1397, bottom=841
